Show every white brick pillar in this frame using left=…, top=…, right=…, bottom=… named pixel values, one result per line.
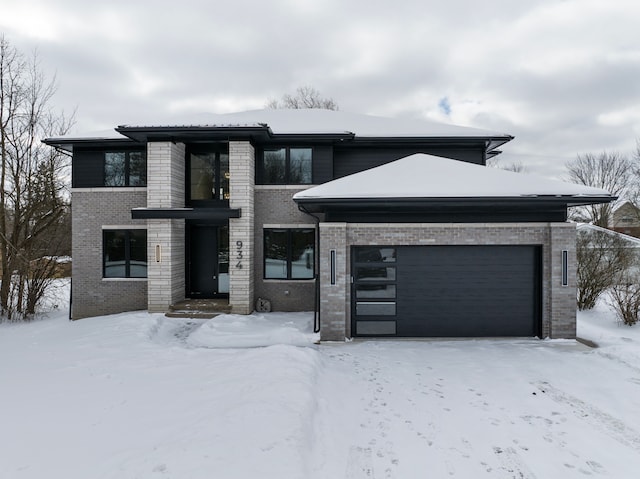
left=146, top=142, right=186, bottom=312
left=229, top=141, right=255, bottom=314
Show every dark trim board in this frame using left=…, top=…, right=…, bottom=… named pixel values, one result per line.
left=351, top=245, right=542, bottom=338
left=131, top=207, right=240, bottom=220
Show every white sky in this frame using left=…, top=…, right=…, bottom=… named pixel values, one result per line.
left=2, top=0, right=640, bottom=178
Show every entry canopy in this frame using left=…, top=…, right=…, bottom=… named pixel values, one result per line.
left=293, top=154, right=614, bottom=222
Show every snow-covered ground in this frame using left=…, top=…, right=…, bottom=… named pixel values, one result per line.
left=2, top=281, right=640, bottom=478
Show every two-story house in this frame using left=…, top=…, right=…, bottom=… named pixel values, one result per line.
left=44, top=109, right=612, bottom=340
left=610, top=200, right=640, bottom=238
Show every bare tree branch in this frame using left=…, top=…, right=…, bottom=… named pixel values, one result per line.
left=267, top=86, right=338, bottom=110
left=0, top=35, right=73, bottom=321
left=566, top=151, right=634, bottom=227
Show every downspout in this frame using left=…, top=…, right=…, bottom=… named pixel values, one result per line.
left=297, top=203, right=321, bottom=333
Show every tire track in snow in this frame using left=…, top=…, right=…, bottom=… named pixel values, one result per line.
left=535, top=381, right=640, bottom=452
left=492, top=446, right=538, bottom=479
left=346, top=446, right=375, bottom=478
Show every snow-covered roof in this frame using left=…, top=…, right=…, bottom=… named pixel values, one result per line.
left=293, top=153, right=613, bottom=201
left=45, top=109, right=512, bottom=144
left=612, top=199, right=638, bottom=213
left=576, top=223, right=640, bottom=247
left=119, top=109, right=511, bottom=138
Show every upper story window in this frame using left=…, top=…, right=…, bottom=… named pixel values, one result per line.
left=104, top=151, right=147, bottom=187
left=188, top=145, right=229, bottom=204
left=261, top=147, right=312, bottom=184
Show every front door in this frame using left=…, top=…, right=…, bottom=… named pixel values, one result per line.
left=188, top=224, right=229, bottom=298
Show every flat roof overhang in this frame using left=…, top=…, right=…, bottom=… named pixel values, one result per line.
left=294, top=195, right=616, bottom=213
left=131, top=207, right=241, bottom=220
left=115, top=125, right=357, bottom=144
left=42, top=137, right=135, bottom=152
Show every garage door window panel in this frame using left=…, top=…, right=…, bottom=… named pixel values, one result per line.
left=352, top=246, right=397, bottom=338
left=355, top=266, right=396, bottom=281
left=356, top=284, right=396, bottom=299
left=355, top=247, right=396, bottom=263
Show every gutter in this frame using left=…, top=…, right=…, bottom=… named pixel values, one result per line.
left=297, top=203, right=321, bottom=334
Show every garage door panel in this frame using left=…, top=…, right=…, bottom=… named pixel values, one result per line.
left=354, top=245, right=540, bottom=337
left=397, top=246, right=538, bottom=337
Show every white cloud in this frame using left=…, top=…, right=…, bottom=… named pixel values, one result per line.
left=2, top=0, right=640, bottom=178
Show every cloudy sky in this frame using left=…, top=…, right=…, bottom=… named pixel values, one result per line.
left=2, top=0, right=639, bottom=178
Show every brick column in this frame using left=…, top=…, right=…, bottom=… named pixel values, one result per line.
left=229, top=141, right=255, bottom=314
left=146, top=142, right=186, bottom=312
left=319, top=222, right=348, bottom=340
left=549, top=222, right=577, bottom=338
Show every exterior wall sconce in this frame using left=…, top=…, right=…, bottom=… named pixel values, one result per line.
left=330, top=249, right=336, bottom=285
left=155, top=245, right=162, bottom=263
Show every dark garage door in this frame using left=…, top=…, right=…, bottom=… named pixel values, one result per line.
left=352, top=245, right=541, bottom=337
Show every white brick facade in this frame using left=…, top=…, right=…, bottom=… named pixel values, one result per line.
left=146, top=142, right=186, bottom=312
left=229, top=141, right=256, bottom=314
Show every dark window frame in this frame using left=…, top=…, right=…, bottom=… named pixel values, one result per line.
left=186, top=144, right=230, bottom=206
left=259, top=147, right=313, bottom=185
left=103, top=229, right=148, bottom=278
left=104, top=150, right=147, bottom=187
left=263, top=228, right=315, bottom=280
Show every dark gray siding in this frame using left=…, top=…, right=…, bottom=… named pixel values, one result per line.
left=72, top=149, right=105, bottom=188
left=311, top=145, right=333, bottom=184
left=333, top=146, right=485, bottom=178
left=326, top=206, right=568, bottom=223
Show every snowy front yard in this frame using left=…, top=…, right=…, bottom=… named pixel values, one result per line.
left=2, top=287, right=640, bottom=478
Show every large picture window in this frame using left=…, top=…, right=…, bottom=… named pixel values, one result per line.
left=264, top=228, right=315, bottom=279
left=104, top=151, right=147, bottom=186
left=103, top=229, right=147, bottom=278
left=261, top=147, right=312, bottom=184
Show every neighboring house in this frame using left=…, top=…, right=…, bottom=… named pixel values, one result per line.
left=609, top=200, right=640, bottom=238
left=44, top=109, right=613, bottom=340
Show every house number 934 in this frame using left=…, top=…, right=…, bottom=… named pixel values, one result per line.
left=236, top=240, right=243, bottom=269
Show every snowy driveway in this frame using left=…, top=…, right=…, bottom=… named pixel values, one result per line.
left=2, top=309, right=640, bottom=478
left=313, top=339, right=640, bottom=478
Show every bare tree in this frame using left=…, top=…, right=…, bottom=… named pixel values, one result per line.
left=566, top=152, right=634, bottom=227
left=267, top=86, right=338, bottom=110
left=609, top=277, right=640, bottom=326
left=487, top=157, right=527, bottom=173
left=576, top=227, right=633, bottom=310
left=0, top=36, right=73, bottom=321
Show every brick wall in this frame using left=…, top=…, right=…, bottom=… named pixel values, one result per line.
left=319, top=222, right=577, bottom=341
left=71, top=189, right=148, bottom=319
left=146, top=142, right=187, bottom=311
left=229, top=141, right=255, bottom=314
left=254, top=186, right=317, bottom=311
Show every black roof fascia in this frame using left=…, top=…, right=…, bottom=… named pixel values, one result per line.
left=42, top=137, right=136, bottom=152
left=116, top=126, right=357, bottom=145
left=327, top=135, right=513, bottom=157
left=131, top=207, right=241, bottom=220
left=115, top=125, right=273, bottom=143
left=294, top=195, right=615, bottom=213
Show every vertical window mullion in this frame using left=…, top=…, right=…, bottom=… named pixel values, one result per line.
left=285, top=149, right=290, bottom=184
left=287, top=230, right=293, bottom=279
left=124, top=230, right=131, bottom=278
left=102, top=231, right=107, bottom=277
left=124, top=152, right=129, bottom=186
